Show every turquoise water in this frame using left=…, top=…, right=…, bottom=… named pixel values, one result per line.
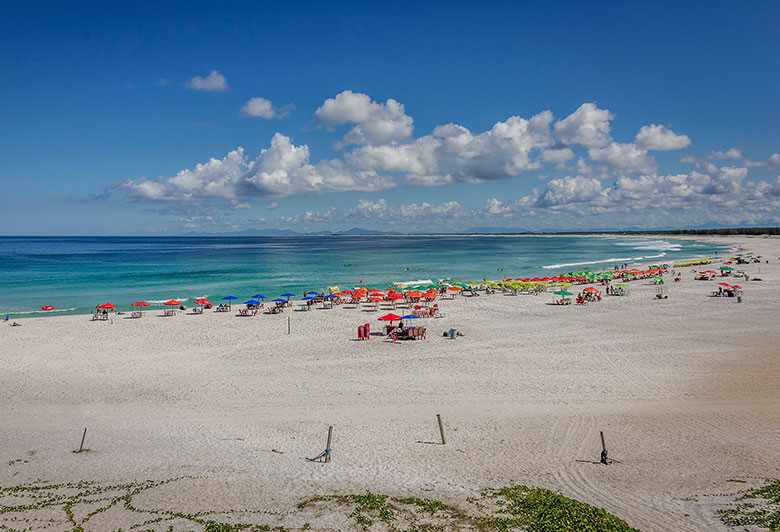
left=0, top=235, right=725, bottom=317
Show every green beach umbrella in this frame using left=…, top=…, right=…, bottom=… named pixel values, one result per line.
left=554, top=290, right=573, bottom=296
left=720, top=266, right=734, bottom=271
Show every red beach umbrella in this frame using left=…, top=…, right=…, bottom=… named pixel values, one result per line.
left=164, top=300, right=181, bottom=306
left=41, top=305, right=54, bottom=311
left=132, top=301, right=150, bottom=307
left=97, top=303, right=117, bottom=310
left=193, top=298, right=210, bottom=305
left=378, top=313, right=401, bottom=321
left=717, top=283, right=731, bottom=287
left=387, top=292, right=404, bottom=300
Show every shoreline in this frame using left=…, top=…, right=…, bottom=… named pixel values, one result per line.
left=2, top=233, right=732, bottom=320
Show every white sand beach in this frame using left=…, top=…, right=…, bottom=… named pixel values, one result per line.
left=1, top=235, right=778, bottom=530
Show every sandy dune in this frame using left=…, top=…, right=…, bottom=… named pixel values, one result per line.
left=1, top=235, right=778, bottom=530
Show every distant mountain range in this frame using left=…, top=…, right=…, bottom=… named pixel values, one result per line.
left=179, top=223, right=778, bottom=237
left=180, top=226, right=532, bottom=236
left=180, top=227, right=402, bottom=236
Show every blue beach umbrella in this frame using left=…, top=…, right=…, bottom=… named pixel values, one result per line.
left=252, top=294, right=266, bottom=299
left=272, top=298, right=287, bottom=303
left=222, top=295, right=238, bottom=307
left=280, top=293, right=295, bottom=298
left=244, top=300, right=260, bottom=305
left=324, top=294, right=337, bottom=299
left=301, top=296, right=317, bottom=301
left=401, top=314, right=421, bottom=320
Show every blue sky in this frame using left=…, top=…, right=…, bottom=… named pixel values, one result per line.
left=1, top=1, right=779, bottom=234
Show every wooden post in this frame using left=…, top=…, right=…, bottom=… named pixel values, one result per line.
left=287, top=316, right=291, bottom=335
left=600, top=430, right=608, bottom=464
left=78, top=428, right=87, bottom=452
left=437, top=414, right=446, bottom=445
left=325, top=425, right=333, bottom=463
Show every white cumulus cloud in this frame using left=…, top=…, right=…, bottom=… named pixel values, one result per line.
left=121, top=133, right=389, bottom=203
left=315, top=90, right=413, bottom=146
left=588, top=142, right=657, bottom=174
left=242, top=97, right=280, bottom=119
left=186, top=70, right=229, bottom=92
left=347, top=111, right=554, bottom=185
left=554, top=103, right=614, bottom=148
left=635, top=124, right=691, bottom=150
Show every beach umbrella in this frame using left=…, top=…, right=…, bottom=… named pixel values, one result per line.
left=252, top=294, right=266, bottom=299
left=717, top=283, right=731, bottom=287
left=448, top=286, right=463, bottom=292
left=97, top=303, right=117, bottom=310
left=553, top=290, right=573, bottom=296
left=280, top=293, right=295, bottom=300
left=720, top=266, right=734, bottom=271
left=404, top=290, right=423, bottom=298
left=301, top=296, right=317, bottom=301
left=244, top=300, right=260, bottom=305
left=583, top=287, right=599, bottom=293
left=400, top=314, right=421, bottom=320
left=732, top=285, right=742, bottom=289
left=324, top=294, right=338, bottom=299
left=164, top=300, right=181, bottom=306
left=222, top=295, right=237, bottom=307
left=132, top=301, right=150, bottom=307
left=272, top=298, right=286, bottom=303
left=378, top=313, right=401, bottom=321
left=42, top=305, right=54, bottom=311
left=193, top=298, right=210, bottom=305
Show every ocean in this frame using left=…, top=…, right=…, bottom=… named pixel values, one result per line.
left=0, top=235, right=726, bottom=317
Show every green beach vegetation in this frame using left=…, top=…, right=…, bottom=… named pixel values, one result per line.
left=0, top=477, right=639, bottom=531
